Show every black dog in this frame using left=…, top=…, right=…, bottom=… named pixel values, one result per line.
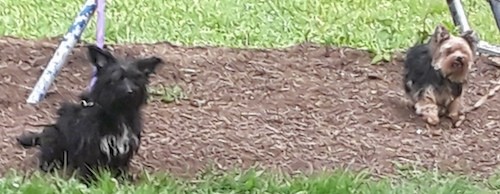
left=403, top=24, right=477, bottom=126
left=17, top=45, right=163, bottom=183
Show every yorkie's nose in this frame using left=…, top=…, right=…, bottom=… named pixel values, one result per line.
left=456, top=56, right=463, bottom=62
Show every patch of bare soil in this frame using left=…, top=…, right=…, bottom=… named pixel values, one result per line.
left=0, top=37, right=499, bottom=179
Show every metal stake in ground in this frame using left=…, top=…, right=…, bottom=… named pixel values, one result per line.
left=26, top=0, right=97, bottom=104
left=447, top=0, right=500, bottom=56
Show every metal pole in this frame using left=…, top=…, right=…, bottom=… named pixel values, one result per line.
left=447, top=0, right=500, bottom=56
left=26, top=0, right=97, bottom=104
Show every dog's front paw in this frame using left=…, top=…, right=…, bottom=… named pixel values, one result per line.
left=449, top=112, right=465, bottom=128
left=448, top=112, right=460, bottom=123
left=39, top=161, right=58, bottom=173
left=423, top=114, right=440, bottom=125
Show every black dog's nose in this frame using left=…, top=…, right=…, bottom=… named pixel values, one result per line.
left=456, top=56, right=463, bottom=61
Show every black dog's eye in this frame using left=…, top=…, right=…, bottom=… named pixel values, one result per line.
left=135, top=73, right=144, bottom=79
left=128, top=72, right=144, bottom=80
left=110, top=71, right=125, bottom=82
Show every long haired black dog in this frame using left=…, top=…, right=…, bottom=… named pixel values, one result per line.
left=403, top=24, right=477, bottom=127
left=16, top=45, right=163, bottom=183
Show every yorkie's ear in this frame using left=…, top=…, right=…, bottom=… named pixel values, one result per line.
left=460, top=30, right=478, bottom=53
left=431, top=24, right=451, bottom=44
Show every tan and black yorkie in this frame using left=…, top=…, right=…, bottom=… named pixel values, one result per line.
left=403, top=24, right=478, bottom=126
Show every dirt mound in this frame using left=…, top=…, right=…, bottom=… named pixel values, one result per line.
left=0, top=37, right=499, bottom=178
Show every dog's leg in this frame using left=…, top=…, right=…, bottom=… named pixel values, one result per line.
left=38, top=150, right=63, bottom=173
left=38, top=153, right=57, bottom=173
left=78, top=164, right=99, bottom=186
left=38, top=145, right=65, bottom=173
left=114, top=164, right=133, bottom=182
left=447, top=96, right=462, bottom=127
left=107, top=156, right=133, bottom=182
left=414, top=88, right=440, bottom=125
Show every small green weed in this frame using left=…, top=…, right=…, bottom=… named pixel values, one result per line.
left=149, top=84, right=187, bottom=104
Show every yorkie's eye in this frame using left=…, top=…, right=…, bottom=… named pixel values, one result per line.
left=445, top=47, right=454, bottom=56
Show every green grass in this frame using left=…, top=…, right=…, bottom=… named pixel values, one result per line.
left=1, top=0, right=500, bottom=192
left=0, top=0, right=499, bottom=57
left=1, top=168, right=499, bottom=194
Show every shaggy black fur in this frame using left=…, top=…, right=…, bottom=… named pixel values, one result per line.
left=17, top=45, right=163, bottom=183
left=403, top=43, right=463, bottom=101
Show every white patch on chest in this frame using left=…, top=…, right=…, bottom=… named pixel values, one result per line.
left=100, top=123, right=139, bottom=160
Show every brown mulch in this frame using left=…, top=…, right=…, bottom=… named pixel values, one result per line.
left=0, top=36, right=499, bottom=179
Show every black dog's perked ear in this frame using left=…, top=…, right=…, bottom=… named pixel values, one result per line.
left=135, top=57, right=163, bottom=77
left=86, top=45, right=117, bottom=71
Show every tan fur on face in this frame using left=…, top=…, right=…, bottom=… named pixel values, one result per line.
left=432, top=37, right=474, bottom=82
left=429, top=25, right=476, bottom=83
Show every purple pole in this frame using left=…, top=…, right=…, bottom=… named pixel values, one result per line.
left=96, top=0, right=105, bottom=48
left=88, top=0, right=105, bottom=91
